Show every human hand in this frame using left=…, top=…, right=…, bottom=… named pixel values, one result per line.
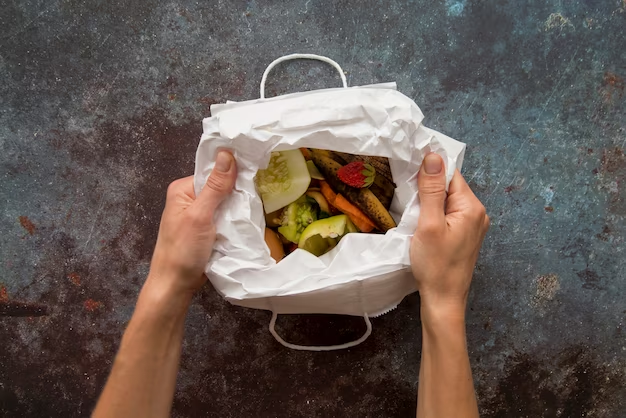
left=410, top=153, right=489, bottom=319
left=147, top=151, right=237, bottom=299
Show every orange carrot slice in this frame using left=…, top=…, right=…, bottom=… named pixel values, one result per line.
left=320, top=181, right=337, bottom=205
left=334, top=194, right=376, bottom=233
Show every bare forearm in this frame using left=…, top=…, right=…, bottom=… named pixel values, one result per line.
left=417, top=304, right=478, bottom=418
left=93, top=277, right=191, bottom=418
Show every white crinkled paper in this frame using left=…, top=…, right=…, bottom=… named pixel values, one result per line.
left=194, top=83, right=465, bottom=316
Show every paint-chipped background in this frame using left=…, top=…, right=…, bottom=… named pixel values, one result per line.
left=1, top=0, right=625, bottom=416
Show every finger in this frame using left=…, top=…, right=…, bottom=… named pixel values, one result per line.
left=194, top=151, right=237, bottom=216
left=447, top=169, right=472, bottom=197
left=165, top=177, right=195, bottom=212
left=445, top=170, right=476, bottom=216
left=166, top=176, right=195, bottom=200
left=417, top=153, right=447, bottom=231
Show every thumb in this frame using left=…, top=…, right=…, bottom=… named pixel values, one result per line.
left=195, top=151, right=237, bottom=215
left=417, top=153, right=447, bottom=231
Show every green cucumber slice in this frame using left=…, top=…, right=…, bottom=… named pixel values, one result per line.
left=256, top=149, right=311, bottom=213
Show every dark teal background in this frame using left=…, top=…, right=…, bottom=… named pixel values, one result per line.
left=1, top=1, right=625, bottom=416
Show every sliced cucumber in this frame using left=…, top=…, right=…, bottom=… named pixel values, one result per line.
left=256, top=149, right=311, bottom=213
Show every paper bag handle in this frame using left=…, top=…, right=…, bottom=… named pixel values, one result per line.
left=269, top=312, right=372, bottom=351
left=260, top=53, right=348, bottom=99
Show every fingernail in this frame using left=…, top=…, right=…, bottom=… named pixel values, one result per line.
left=215, top=151, right=232, bottom=172
left=423, top=153, right=443, bottom=175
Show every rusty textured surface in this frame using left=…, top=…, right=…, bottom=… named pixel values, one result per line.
left=1, top=1, right=625, bottom=417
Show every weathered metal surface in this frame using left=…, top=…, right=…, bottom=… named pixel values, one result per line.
left=1, top=1, right=624, bottom=416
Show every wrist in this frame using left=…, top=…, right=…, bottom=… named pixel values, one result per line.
left=137, top=275, right=193, bottom=317
left=148, top=249, right=207, bottom=296
left=419, top=296, right=467, bottom=328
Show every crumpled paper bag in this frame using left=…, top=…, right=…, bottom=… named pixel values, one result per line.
left=194, top=82, right=465, bottom=317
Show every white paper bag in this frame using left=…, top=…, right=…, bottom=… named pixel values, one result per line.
left=194, top=54, right=466, bottom=350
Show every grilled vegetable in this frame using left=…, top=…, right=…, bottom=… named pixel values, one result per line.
left=333, top=193, right=376, bottom=232
left=309, top=150, right=396, bottom=232
left=319, top=181, right=375, bottom=232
